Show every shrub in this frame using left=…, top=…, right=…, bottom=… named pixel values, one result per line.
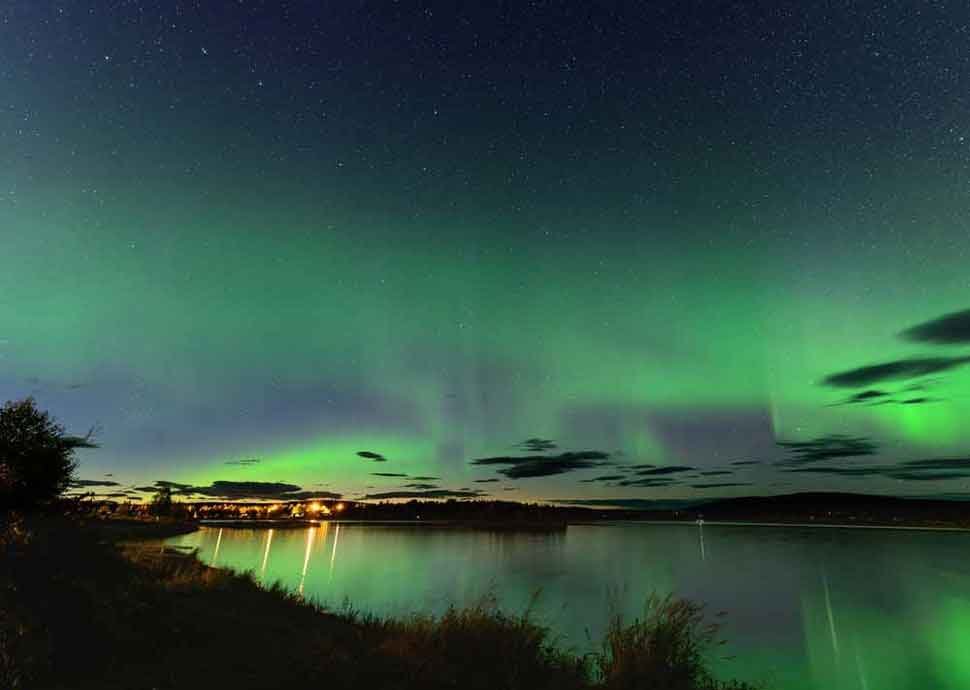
left=0, top=398, right=95, bottom=511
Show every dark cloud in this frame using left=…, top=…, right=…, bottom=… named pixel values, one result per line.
left=835, top=390, right=942, bottom=407
left=840, top=389, right=890, bottom=405
left=885, top=471, right=970, bottom=481
left=473, top=478, right=501, bottom=483
left=730, top=460, right=760, bottom=466
left=903, top=381, right=935, bottom=392
left=783, top=457, right=970, bottom=482
left=224, top=457, right=261, bottom=466
left=628, top=464, right=657, bottom=469
left=900, top=458, right=970, bottom=471
left=402, top=483, right=439, bottom=490
left=784, top=466, right=884, bottom=477
left=689, top=482, right=751, bottom=489
left=191, top=481, right=300, bottom=499
left=823, top=356, right=970, bottom=388
left=132, top=479, right=341, bottom=500
left=471, top=450, right=610, bottom=479
left=132, top=481, right=194, bottom=493
left=61, top=434, right=99, bottom=450
left=901, top=308, right=970, bottom=344
left=516, top=438, right=558, bottom=452
left=69, top=479, right=120, bottom=487
left=578, top=474, right=626, bottom=483
left=280, top=491, right=345, bottom=500
left=698, top=470, right=733, bottom=476
left=371, top=472, right=408, bottom=477
left=634, top=466, right=695, bottom=476
left=499, top=459, right=605, bottom=479
left=361, top=489, right=484, bottom=500
left=412, top=476, right=440, bottom=481
left=778, top=435, right=877, bottom=464
left=158, top=480, right=193, bottom=489
left=615, top=477, right=680, bottom=487
left=473, top=450, right=610, bottom=466
left=357, top=450, right=387, bottom=462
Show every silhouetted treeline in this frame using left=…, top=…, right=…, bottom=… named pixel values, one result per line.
left=60, top=492, right=970, bottom=528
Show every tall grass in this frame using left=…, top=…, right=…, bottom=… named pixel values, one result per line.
left=357, top=594, right=589, bottom=690
left=595, top=594, right=751, bottom=690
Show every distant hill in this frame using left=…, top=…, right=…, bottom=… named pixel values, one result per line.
left=680, top=491, right=970, bottom=527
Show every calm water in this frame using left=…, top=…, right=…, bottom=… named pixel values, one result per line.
left=167, top=522, right=970, bottom=689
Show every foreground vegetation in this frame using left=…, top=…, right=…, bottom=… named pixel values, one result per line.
left=1, top=515, right=758, bottom=690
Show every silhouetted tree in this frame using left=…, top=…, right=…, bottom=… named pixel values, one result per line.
left=0, top=398, right=96, bottom=511
left=149, top=486, right=173, bottom=516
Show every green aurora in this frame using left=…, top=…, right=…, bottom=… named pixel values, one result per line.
left=2, top=1, right=970, bottom=503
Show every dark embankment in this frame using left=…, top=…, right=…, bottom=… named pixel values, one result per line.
left=1, top=514, right=758, bottom=690
left=685, top=492, right=970, bottom=528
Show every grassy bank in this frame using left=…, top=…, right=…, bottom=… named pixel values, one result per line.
left=1, top=515, right=758, bottom=690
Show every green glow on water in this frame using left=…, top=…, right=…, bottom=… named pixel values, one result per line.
left=928, top=596, right=970, bottom=686
left=167, top=523, right=970, bottom=690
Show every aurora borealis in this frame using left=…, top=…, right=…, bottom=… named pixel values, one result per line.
left=3, top=1, right=970, bottom=503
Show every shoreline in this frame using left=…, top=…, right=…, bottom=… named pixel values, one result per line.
left=596, top=519, right=970, bottom=532
left=192, top=516, right=970, bottom=533
left=2, top=515, right=757, bottom=690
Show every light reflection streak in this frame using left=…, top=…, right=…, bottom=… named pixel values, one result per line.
left=329, top=524, right=340, bottom=581
left=212, top=527, right=223, bottom=565
left=855, top=641, right=869, bottom=690
left=823, top=572, right=840, bottom=660
left=260, top=528, right=274, bottom=576
left=698, top=523, right=706, bottom=561
left=298, top=526, right=316, bottom=595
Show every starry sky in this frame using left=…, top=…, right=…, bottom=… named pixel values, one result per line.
left=3, top=1, right=970, bottom=505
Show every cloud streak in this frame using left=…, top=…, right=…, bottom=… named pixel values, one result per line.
left=516, top=438, right=558, bottom=452
left=901, top=308, right=970, bottom=344
left=823, top=357, right=970, bottom=388
left=777, top=435, right=877, bottom=463
left=783, top=457, right=970, bottom=482
left=357, top=451, right=387, bottom=462
left=361, top=489, right=484, bottom=500
left=633, top=466, right=695, bottom=476
left=224, top=457, right=261, bottom=466
left=130, top=480, right=341, bottom=500
left=471, top=450, right=610, bottom=479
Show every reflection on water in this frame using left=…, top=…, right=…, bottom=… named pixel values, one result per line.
left=260, top=528, right=273, bottom=576
left=167, top=523, right=970, bottom=689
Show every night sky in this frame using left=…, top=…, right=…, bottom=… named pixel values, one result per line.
left=3, top=1, right=970, bottom=505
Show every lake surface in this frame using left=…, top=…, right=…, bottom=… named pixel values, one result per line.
left=166, top=522, right=970, bottom=689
